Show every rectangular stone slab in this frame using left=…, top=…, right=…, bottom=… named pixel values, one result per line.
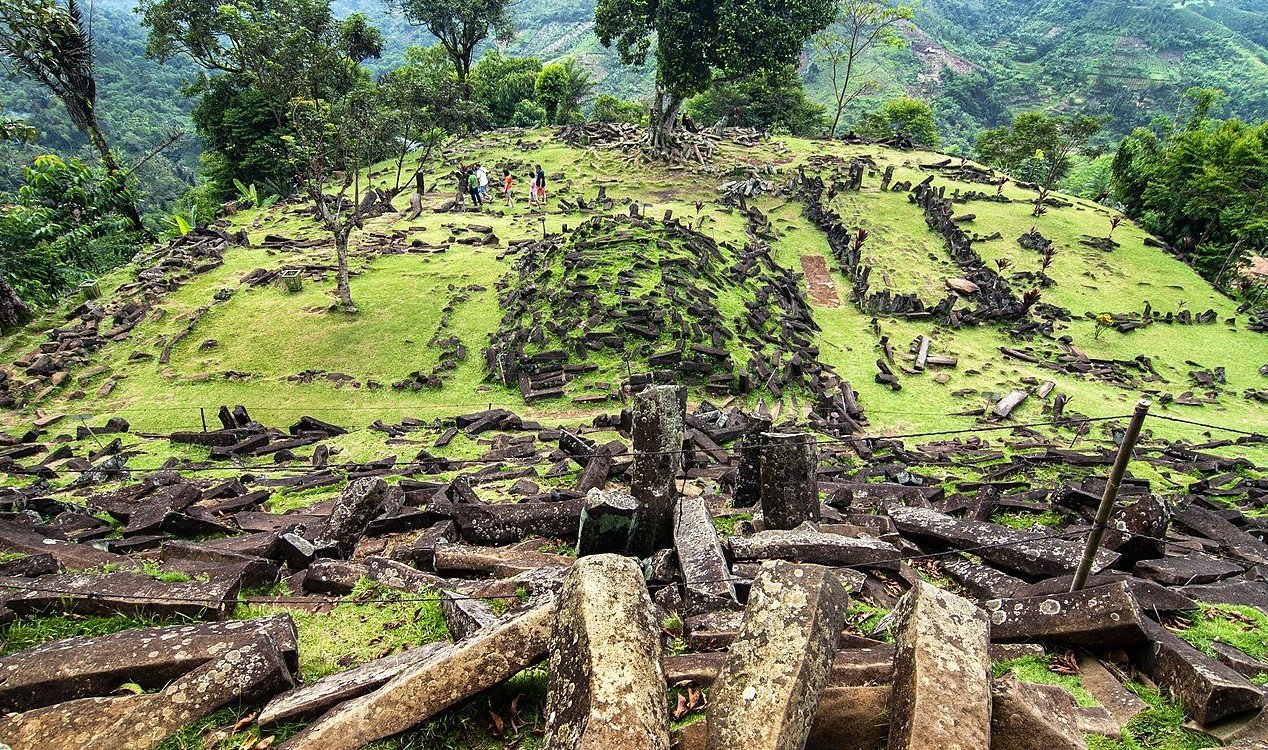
left=728, top=525, right=900, bottom=571
left=707, top=561, right=849, bottom=750
left=888, top=506, right=1117, bottom=578
left=0, top=519, right=135, bottom=571
left=0, top=631, right=293, bottom=750
left=542, top=555, right=669, bottom=749
left=0, top=571, right=239, bottom=620
left=0, top=614, right=297, bottom=712
left=279, top=603, right=554, bottom=749
left=887, top=580, right=991, bottom=750
left=674, top=496, right=738, bottom=615
left=1135, top=617, right=1264, bottom=726
left=259, top=640, right=449, bottom=727
left=984, top=581, right=1149, bottom=647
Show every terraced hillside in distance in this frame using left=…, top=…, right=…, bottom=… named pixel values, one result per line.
left=0, top=128, right=1265, bottom=750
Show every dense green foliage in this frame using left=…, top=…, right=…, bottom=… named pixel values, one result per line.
left=857, top=97, right=939, bottom=146
left=0, top=154, right=145, bottom=308
left=976, top=112, right=1080, bottom=183
left=685, top=66, right=828, bottom=136
left=591, top=94, right=647, bottom=124
left=534, top=58, right=595, bottom=125
left=1111, top=94, right=1268, bottom=287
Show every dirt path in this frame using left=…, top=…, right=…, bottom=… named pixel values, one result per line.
left=800, top=255, right=840, bottom=308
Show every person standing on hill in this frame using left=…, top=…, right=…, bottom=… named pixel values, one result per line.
left=476, top=164, right=489, bottom=201
left=527, top=170, right=539, bottom=207
left=535, top=164, right=547, bottom=205
left=503, top=169, right=515, bottom=207
left=467, top=169, right=482, bottom=208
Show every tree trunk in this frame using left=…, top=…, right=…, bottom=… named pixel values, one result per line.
left=334, top=231, right=356, bottom=313
left=0, top=271, right=33, bottom=334
left=648, top=88, right=685, bottom=154
left=87, top=120, right=148, bottom=236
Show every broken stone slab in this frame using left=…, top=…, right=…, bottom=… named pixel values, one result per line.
left=454, top=499, right=583, bottom=545
left=889, top=505, right=1118, bottom=578
left=434, top=543, right=574, bottom=577
left=1135, top=617, right=1264, bottom=726
left=707, top=561, right=849, bottom=750
left=942, top=558, right=1025, bottom=599
left=728, top=523, right=900, bottom=570
left=542, top=555, right=669, bottom=750
left=1076, top=654, right=1148, bottom=727
left=985, top=581, right=1148, bottom=647
left=439, top=587, right=500, bottom=640
left=1135, top=555, right=1244, bottom=586
left=0, top=631, right=293, bottom=750
left=1017, top=573, right=1197, bottom=614
left=1175, top=505, right=1268, bottom=567
left=990, top=675, right=1100, bottom=750
left=673, top=685, right=891, bottom=750
left=888, top=580, right=992, bottom=750
left=279, top=603, right=554, bottom=749
left=0, top=571, right=239, bottom=620
left=260, top=640, right=450, bottom=727
left=312, top=477, right=388, bottom=558
left=1211, top=642, right=1268, bottom=681
left=576, top=488, right=639, bottom=556
left=0, top=518, right=135, bottom=571
left=673, top=495, right=738, bottom=616
left=0, top=614, right=297, bottom=712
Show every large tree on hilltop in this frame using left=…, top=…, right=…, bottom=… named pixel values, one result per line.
left=385, top=0, right=514, bottom=98
left=138, top=0, right=381, bottom=119
left=0, top=0, right=146, bottom=233
left=594, top=0, right=836, bottom=152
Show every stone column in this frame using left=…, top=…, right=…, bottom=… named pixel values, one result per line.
left=628, top=385, right=685, bottom=556
left=759, top=432, right=818, bottom=530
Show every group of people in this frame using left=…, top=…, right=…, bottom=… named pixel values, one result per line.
left=454, top=163, right=548, bottom=211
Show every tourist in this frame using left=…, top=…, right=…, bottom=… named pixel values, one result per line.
left=527, top=170, right=539, bottom=207
left=535, top=164, right=547, bottom=205
left=503, top=169, right=515, bottom=207
left=467, top=168, right=482, bottom=208
left=476, top=163, right=489, bottom=200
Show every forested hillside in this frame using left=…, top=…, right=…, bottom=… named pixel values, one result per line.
left=4, top=0, right=1266, bottom=198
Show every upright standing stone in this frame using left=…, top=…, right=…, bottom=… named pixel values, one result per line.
left=542, top=555, right=669, bottom=750
left=629, top=385, right=685, bottom=556
left=759, top=433, right=819, bottom=530
left=313, top=477, right=388, bottom=558
left=673, top=496, right=738, bottom=615
left=707, top=561, right=849, bottom=750
left=887, top=580, right=992, bottom=750
left=577, top=488, right=639, bottom=556
left=733, top=414, right=772, bottom=508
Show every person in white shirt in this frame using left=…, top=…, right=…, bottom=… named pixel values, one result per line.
left=476, top=165, right=489, bottom=200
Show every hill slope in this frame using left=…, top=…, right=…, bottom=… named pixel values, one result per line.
left=2, top=129, right=1263, bottom=461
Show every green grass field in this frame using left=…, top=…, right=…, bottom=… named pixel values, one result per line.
left=2, top=129, right=1264, bottom=468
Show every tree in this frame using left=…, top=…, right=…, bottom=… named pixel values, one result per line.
left=594, top=0, right=835, bottom=151
left=535, top=58, right=595, bottom=125
left=1112, top=113, right=1268, bottom=284
left=385, top=0, right=514, bottom=98
left=811, top=0, right=915, bottom=137
left=1, top=154, right=144, bottom=328
left=470, top=50, right=541, bottom=126
left=1025, top=114, right=1108, bottom=216
left=0, top=105, right=37, bottom=143
left=378, top=63, right=448, bottom=194
left=140, top=0, right=381, bottom=197
left=285, top=88, right=390, bottom=314
left=857, top=97, right=939, bottom=146
left=976, top=112, right=1082, bottom=183
left=391, top=45, right=487, bottom=134
left=685, top=65, right=827, bottom=135
left=592, top=94, right=647, bottom=125
left=1, top=0, right=145, bottom=232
